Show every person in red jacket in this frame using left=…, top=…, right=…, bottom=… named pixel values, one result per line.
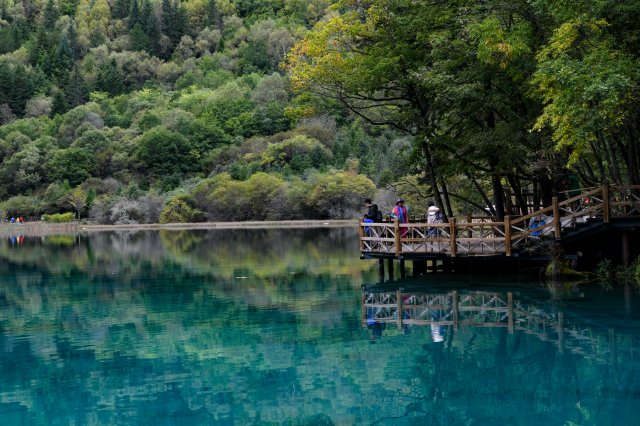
left=391, top=198, right=409, bottom=237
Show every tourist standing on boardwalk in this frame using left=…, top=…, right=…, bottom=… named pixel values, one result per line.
left=427, top=201, right=442, bottom=237
left=363, top=199, right=380, bottom=222
left=392, top=198, right=409, bottom=237
left=391, top=198, right=408, bottom=223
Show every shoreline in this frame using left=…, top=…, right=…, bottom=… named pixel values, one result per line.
left=0, top=220, right=358, bottom=235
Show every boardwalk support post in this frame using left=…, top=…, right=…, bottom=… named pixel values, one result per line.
left=558, top=312, right=564, bottom=353
left=358, top=221, right=364, bottom=252
left=552, top=196, right=561, bottom=239
left=603, top=184, right=610, bottom=223
left=361, top=292, right=367, bottom=328
left=397, top=289, right=403, bottom=330
left=449, top=218, right=457, bottom=257
left=622, top=231, right=631, bottom=267
left=452, top=290, right=459, bottom=329
left=507, top=292, right=514, bottom=333
left=394, top=219, right=401, bottom=257
left=504, top=215, right=511, bottom=257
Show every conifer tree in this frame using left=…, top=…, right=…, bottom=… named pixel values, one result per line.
left=113, top=0, right=131, bottom=20
left=65, top=22, right=81, bottom=60
left=64, top=66, right=88, bottom=108
left=161, top=0, right=174, bottom=33
left=8, top=65, right=36, bottom=116
left=140, top=0, right=159, bottom=55
left=161, top=0, right=187, bottom=53
left=53, top=34, right=73, bottom=82
left=43, top=0, right=59, bottom=30
left=129, top=0, right=140, bottom=28
left=51, top=89, right=68, bottom=116
left=59, top=0, right=79, bottom=16
left=129, top=22, right=149, bottom=52
left=21, top=0, right=38, bottom=28
left=204, top=0, right=219, bottom=29
left=95, top=59, right=124, bottom=96
left=0, top=63, right=12, bottom=107
left=0, top=0, right=8, bottom=21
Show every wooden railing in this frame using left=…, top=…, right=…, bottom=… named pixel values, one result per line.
left=359, top=184, right=640, bottom=257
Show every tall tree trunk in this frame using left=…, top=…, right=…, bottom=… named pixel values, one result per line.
left=488, top=156, right=506, bottom=220
left=465, top=172, right=495, bottom=216
left=507, top=174, right=528, bottom=216
left=539, top=175, right=553, bottom=208
left=588, top=140, right=607, bottom=183
left=626, top=120, right=639, bottom=185
left=422, top=136, right=447, bottom=218
left=439, top=177, right=453, bottom=219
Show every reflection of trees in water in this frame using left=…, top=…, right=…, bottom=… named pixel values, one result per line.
left=0, top=227, right=363, bottom=279
left=0, top=229, right=373, bottom=424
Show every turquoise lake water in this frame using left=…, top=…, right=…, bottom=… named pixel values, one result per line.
left=0, top=227, right=638, bottom=425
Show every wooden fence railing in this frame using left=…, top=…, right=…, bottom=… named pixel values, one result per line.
left=359, top=184, right=640, bottom=257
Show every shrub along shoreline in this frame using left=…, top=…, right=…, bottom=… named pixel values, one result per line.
left=0, top=220, right=358, bottom=235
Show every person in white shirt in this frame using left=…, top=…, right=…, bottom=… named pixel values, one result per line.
left=427, top=201, right=441, bottom=237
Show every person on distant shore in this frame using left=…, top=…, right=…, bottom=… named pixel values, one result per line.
left=427, top=201, right=442, bottom=238
left=10, top=217, right=15, bottom=223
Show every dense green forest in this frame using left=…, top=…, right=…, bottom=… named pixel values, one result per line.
left=0, top=0, right=638, bottom=223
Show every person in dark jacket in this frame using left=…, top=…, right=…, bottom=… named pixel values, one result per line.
left=363, top=199, right=379, bottom=221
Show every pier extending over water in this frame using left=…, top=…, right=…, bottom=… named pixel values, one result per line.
left=360, top=184, right=640, bottom=272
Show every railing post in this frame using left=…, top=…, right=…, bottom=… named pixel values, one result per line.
left=394, top=219, right=401, bottom=257
left=358, top=221, right=364, bottom=252
left=602, top=184, right=610, bottom=223
left=552, top=196, right=561, bottom=239
left=449, top=218, right=457, bottom=257
left=504, top=215, right=511, bottom=256
left=507, top=292, right=514, bottom=334
left=452, top=290, right=459, bottom=329
left=362, top=291, right=367, bottom=328
left=397, top=289, right=403, bottom=330
left=558, top=312, right=564, bottom=354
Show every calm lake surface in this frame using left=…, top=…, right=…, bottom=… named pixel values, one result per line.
left=0, top=227, right=638, bottom=425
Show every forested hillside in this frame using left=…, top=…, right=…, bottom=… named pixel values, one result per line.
left=0, top=0, right=409, bottom=222
left=0, top=0, right=638, bottom=223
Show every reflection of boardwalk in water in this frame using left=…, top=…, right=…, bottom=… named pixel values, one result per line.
left=362, top=289, right=637, bottom=363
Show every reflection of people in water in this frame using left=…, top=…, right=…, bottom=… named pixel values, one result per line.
left=430, top=309, right=449, bottom=343
left=401, top=296, right=412, bottom=334
left=366, top=305, right=386, bottom=343
left=367, top=321, right=386, bottom=343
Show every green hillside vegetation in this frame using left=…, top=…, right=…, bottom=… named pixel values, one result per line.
left=0, top=0, right=638, bottom=223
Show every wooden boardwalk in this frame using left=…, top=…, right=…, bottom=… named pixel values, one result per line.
left=359, top=184, right=640, bottom=260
